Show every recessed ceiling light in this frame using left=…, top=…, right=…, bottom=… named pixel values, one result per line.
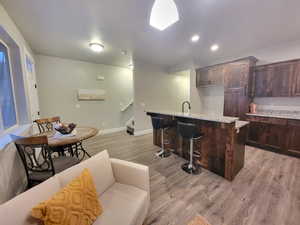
left=210, top=44, right=219, bottom=52
left=89, top=43, right=104, bottom=52
left=121, top=50, right=127, bottom=55
left=150, top=0, right=179, bottom=31
left=191, top=34, right=200, bottom=43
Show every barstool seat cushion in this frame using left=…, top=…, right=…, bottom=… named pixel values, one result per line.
left=177, top=122, right=203, bottom=139
left=151, top=117, right=173, bottom=129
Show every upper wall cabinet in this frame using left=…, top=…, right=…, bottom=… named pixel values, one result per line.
left=196, top=57, right=257, bottom=88
left=196, top=64, right=224, bottom=87
left=223, top=61, right=250, bottom=90
left=254, top=59, right=300, bottom=97
left=293, top=61, right=300, bottom=96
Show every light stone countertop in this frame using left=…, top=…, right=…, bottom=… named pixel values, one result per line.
left=235, top=121, right=249, bottom=129
left=146, top=110, right=239, bottom=124
left=246, top=113, right=300, bottom=120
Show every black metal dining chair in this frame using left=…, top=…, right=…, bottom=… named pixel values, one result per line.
left=14, top=135, right=80, bottom=188
left=34, top=116, right=61, bottom=133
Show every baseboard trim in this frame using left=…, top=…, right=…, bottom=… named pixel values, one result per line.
left=134, top=129, right=153, bottom=136
left=97, top=127, right=126, bottom=135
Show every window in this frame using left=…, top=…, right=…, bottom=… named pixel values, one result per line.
left=26, top=55, right=34, bottom=73
left=0, top=41, right=17, bottom=132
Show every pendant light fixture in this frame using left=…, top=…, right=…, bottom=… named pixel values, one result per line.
left=150, top=0, right=179, bottom=31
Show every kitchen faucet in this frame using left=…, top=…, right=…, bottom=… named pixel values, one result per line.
left=182, top=101, right=191, bottom=113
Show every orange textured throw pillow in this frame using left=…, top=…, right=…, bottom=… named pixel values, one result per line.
left=31, top=168, right=102, bottom=225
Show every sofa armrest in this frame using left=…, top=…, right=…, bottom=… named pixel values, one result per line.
left=110, top=158, right=150, bottom=193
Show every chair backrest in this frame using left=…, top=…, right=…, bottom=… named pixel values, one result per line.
left=151, top=117, right=164, bottom=129
left=177, top=121, right=198, bottom=139
left=34, top=116, right=61, bottom=133
left=14, top=136, right=55, bottom=179
left=151, top=117, right=172, bottom=129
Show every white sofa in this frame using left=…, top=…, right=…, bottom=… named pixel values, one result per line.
left=0, top=150, right=150, bottom=225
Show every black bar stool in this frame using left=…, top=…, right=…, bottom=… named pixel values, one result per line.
left=177, top=121, right=203, bottom=174
left=151, top=117, right=172, bottom=158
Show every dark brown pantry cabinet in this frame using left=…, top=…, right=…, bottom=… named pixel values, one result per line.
left=223, top=57, right=257, bottom=120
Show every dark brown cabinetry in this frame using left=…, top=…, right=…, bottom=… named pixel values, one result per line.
left=196, top=57, right=257, bottom=120
left=247, top=116, right=300, bottom=158
left=293, top=61, right=300, bottom=96
left=254, top=59, right=300, bottom=97
left=224, top=88, right=248, bottom=120
left=264, top=124, right=286, bottom=151
left=223, top=61, right=250, bottom=89
left=247, top=121, right=286, bottom=153
left=254, top=67, right=273, bottom=97
left=248, top=121, right=266, bottom=146
left=223, top=57, right=257, bottom=120
left=286, top=120, right=300, bottom=157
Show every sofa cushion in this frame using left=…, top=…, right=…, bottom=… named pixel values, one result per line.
left=31, top=168, right=102, bottom=225
left=0, top=176, right=61, bottom=225
left=56, top=150, right=115, bottom=195
left=94, top=183, right=148, bottom=225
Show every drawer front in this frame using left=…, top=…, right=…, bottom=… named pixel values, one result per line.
left=288, top=119, right=300, bottom=127
left=269, top=118, right=288, bottom=126
left=247, top=116, right=287, bottom=125
left=247, top=116, right=269, bottom=123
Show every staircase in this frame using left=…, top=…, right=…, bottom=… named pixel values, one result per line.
left=126, top=117, right=134, bottom=135
left=120, top=100, right=134, bottom=135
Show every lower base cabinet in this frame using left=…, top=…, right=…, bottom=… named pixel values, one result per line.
left=286, top=121, right=300, bottom=157
left=248, top=122, right=266, bottom=145
left=264, top=124, right=286, bottom=151
left=247, top=116, right=300, bottom=158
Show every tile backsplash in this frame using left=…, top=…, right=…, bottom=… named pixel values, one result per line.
left=199, top=85, right=224, bottom=115
left=254, top=97, right=300, bottom=115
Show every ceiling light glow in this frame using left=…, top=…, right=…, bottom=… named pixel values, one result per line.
left=89, top=43, right=104, bottom=52
left=211, top=44, right=219, bottom=52
left=191, top=35, right=200, bottom=43
left=150, top=0, right=179, bottom=31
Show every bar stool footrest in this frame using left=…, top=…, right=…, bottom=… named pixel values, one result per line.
left=181, top=162, right=201, bottom=175
left=157, top=150, right=171, bottom=158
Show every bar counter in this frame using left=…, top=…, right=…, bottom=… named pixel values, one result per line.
left=147, top=110, right=249, bottom=181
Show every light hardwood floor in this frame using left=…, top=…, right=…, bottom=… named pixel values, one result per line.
left=84, top=131, right=300, bottom=225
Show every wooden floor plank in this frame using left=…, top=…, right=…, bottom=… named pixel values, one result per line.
left=84, top=132, right=300, bottom=225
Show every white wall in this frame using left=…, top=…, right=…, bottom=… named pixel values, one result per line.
left=0, top=3, right=35, bottom=203
left=36, top=55, right=133, bottom=131
left=133, top=61, right=190, bottom=133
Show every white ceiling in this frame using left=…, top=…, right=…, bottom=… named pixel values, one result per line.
left=1, top=0, right=300, bottom=69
